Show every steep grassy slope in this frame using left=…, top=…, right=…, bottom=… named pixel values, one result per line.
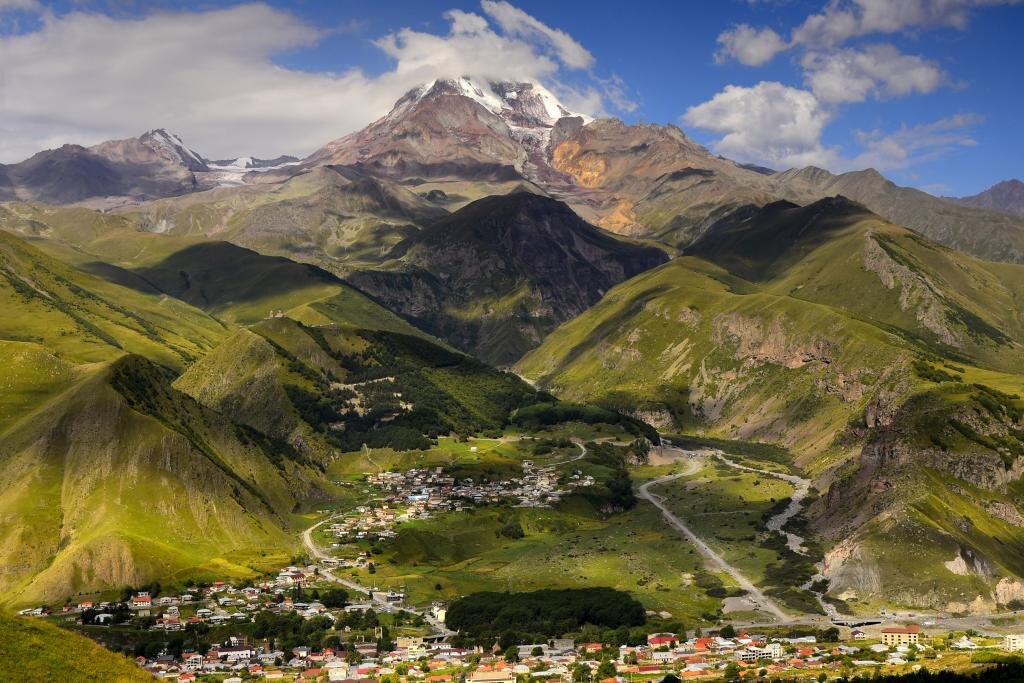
left=0, top=352, right=321, bottom=607
left=0, top=229, right=226, bottom=369
left=517, top=254, right=912, bottom=463
left=176, top=317, right=541, bottom=456
left=348, top=191, right=668, bottom=365
left=689, top=197, right=1024, bottom=372
left=518, top=199, right=1024, bottom=611
left=0, top=611, right=151, bottom=682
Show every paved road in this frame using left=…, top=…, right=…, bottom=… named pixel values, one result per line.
left=637, top=454, right=791, bottom=623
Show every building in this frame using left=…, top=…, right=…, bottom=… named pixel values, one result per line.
left=1003, top=634, right=1024, bottom=652
left=880, top=625, right=921, bottom=647
left=468, top=670, right=516, bottom=683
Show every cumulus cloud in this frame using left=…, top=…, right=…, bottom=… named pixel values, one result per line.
left=714, top=24, right=788, bottom=66
left=0, top=2, right=616, bottom=163
left=801, top=44, right=946, bottom=103
left=683, top=82, right=839, bottom=169
left=791, top=0, right=1016, bottom=47
left=684, top=80, right=980, bottom=172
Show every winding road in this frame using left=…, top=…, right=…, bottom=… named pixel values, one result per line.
left=301, top=517, right=454, bottom=637
left=638, top=452, right=792, bottom=623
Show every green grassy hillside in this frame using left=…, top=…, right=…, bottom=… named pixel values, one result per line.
left=518, top=198, right=1024, bottom=611
left=0, top=611, right=150, bottom=682
left=0, top=353, right=320, bottom=607
left=0, top=229, right=226, bottom=369
left=176, top=316, right=541, bottom=456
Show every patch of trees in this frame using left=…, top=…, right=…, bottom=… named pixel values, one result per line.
left=571, top=442, right=637, bottom=515
left=252, top=611, right=335, bottom=652
left=283, top=327, right=542, bottom=452
left=511, top=402, right=658, bottom=442
left=914, top=360, right=962, bottom=384
left=445, top=588, right=645, bottom=645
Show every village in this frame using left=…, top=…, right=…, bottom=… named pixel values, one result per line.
left=19, top=577, right=1024, bottom=682
left=326, top=461, right=594, bottom=545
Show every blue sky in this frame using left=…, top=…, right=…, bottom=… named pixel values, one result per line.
left=1, top=0, right=1021, bottom=195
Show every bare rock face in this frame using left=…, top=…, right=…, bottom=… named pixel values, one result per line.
left=712, top=313, right=833, bottom=369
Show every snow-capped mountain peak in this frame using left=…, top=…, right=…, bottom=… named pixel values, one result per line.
left=139, top=128, right=208, bottom=171
left=394, top=76, right=589, bottom=130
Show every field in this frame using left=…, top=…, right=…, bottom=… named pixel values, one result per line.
left=320, top=426, right=735, bottom=624
left=655, top=457, right=796, bottom=587
left=349, top=501, right=723, bottom=623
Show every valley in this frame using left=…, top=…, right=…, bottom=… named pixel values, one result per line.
left=2, top=32, right=1024, bottom=681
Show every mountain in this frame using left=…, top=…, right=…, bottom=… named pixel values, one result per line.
left=0, top=129, right=207, bottom=205
left=0, top=350, right=324, bottom=606
left=347, top=191, right=669, bottom=365
left=306, top=78, right=583, bottom=183
left=954, top=179, right=1024, bottom=218
left=0, top=231, right=335, bottom=606
left=771, top=167, right=1024, bottom=264
left=517, top=197, right=1024, bottom=609
left=117, top=164, right=449, bottom=270
left=177, top=316, right=540, bottom=456
left=288, top=79, right=1024, bottom=266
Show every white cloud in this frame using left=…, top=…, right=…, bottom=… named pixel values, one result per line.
left=684, top=80, right=980, bottom=172
left=683, top=82, right=839, bottom=169
left=801, top=44, right=946, bottom=103
left=480, top=0, right=594, bottom=70
left=849, top=113, right=981, bottom=170
left=0, top=2, right=615, bottom=163
left=791, top=0, right=1017, bottom=47
left=714, top=24, right=788, bottom=66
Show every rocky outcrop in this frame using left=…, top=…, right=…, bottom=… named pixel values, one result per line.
left=713, top=313, right=833, bottom=369
left=862, top=234, right=959, bottom=346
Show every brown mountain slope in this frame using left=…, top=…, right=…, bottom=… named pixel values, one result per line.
left=347, top=191, right=668, bottom=365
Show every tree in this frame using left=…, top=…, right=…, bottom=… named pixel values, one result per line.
left=817, top=673, right=827, bottom=683
left=531, top=646, right=544, bottom=657
left=572, top=664, right=591, bottom=682
left=719, top=624, right=736, bottom=638
left=504, top=648, right=519, bottom=663
left=596, top=659, right=616, bottom=680
left=723, top=662, right=741, bottom=682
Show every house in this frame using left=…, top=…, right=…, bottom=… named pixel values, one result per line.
left=647, top=633, right=678, bottom=648
left=850, top=629, right=867, bottom=641
left=468, top=670, right=517, bottom=683
left=1004, top=634, right=1024, bottom=652
left=952, top=636, right=978, bottom=650
left=131, top=592, right=152, bottom=609
left=880, top=625, right=921, bottom=647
